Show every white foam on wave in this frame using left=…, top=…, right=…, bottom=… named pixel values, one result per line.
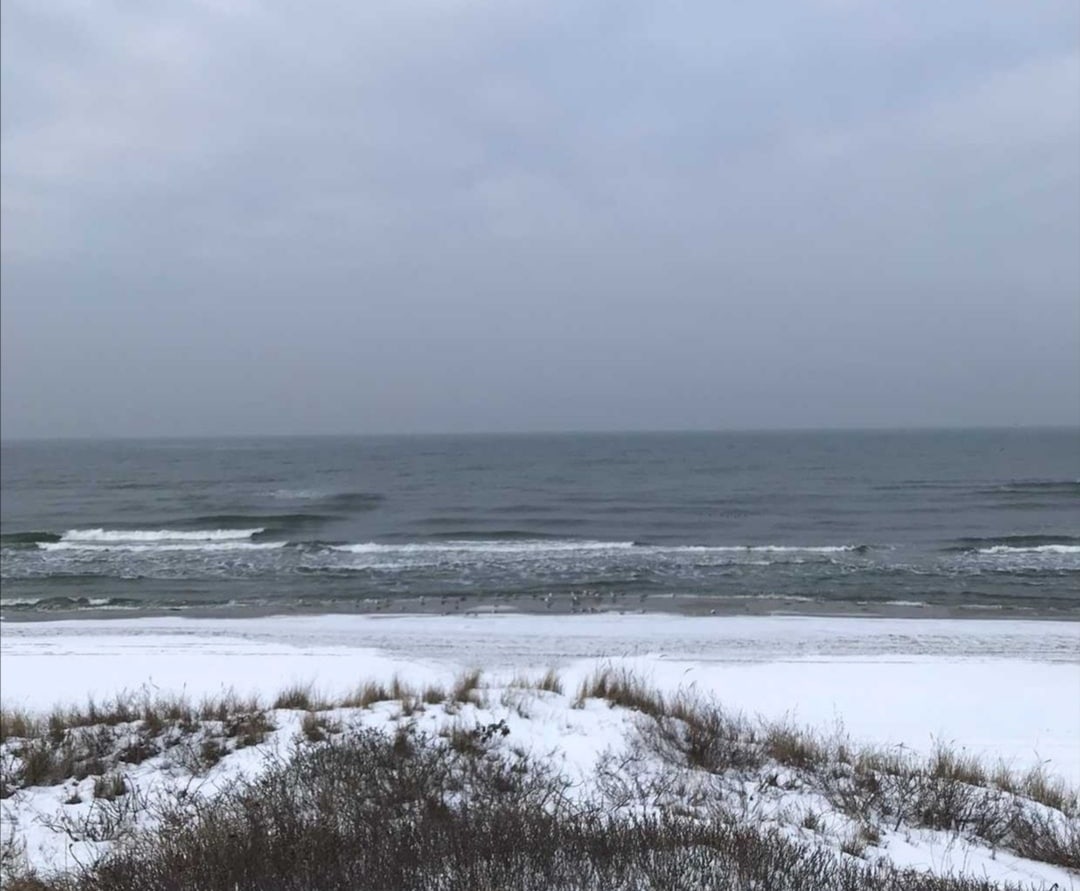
left=334, top=540, right=637, bottom=555
left=59, top=528, right=264, bottom=543
left=977, top=545, right=1080, bottom=555
left=331, top=541, right=857, bottom=558
left=674, top=545, right=858, bottom=554
left=40, top=541, right=286, bottom=553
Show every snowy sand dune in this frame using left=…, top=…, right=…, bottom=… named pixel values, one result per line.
left=1, top=613, right=1077, bottom=888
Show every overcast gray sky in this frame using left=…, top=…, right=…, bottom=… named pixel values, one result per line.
left=2, top=1, right=1077, bottom=438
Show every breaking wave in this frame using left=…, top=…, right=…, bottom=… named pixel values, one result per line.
left=57, top=528, right=265, bottom=543
left=36, top=528, right=286, bottom=551
left=976, top=544, right=1080, bottom=555
left=331, top=541, right=865, bottom=556
left=334, top=540, right=637, bottom=555
left=0, top=596, right=143, bottom=610
left=421, top=530, right=586, bottom=541
left=39, top=541, right=286, bottom=553
left=669, top=544, right=868, bottom=554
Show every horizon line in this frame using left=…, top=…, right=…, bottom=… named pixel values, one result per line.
left=2, top=422, right=1078, bottom=444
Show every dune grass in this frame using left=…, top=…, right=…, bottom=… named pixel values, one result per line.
left=2, top=667, right=1077, bottom=887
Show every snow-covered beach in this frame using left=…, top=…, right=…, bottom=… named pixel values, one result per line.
left=3, top=613, right=1077, bottom=780
left=2, top=612, right=1078, bottom=888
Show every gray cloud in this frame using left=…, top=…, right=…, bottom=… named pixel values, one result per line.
left=2, top=0, right=1078, bottom=437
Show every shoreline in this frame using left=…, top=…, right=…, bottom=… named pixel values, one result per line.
left=2, top=592, right=1079, bottom=623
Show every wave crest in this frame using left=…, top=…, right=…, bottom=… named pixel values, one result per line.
left=976, top=544, right=1080, bottom=555
left=59, top=528, right=264, bottom=543
left=40, top=541, right=286, bottom=553
left=334, top=540, right=637, bottom=555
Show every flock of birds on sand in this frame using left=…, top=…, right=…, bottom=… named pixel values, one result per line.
left=356, top=590, right=725, bottom=616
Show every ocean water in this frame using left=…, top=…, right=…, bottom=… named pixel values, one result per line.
left=1, top=430, right=1077, bottom=616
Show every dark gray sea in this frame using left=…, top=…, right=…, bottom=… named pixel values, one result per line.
left=1, top=430, right=1077, bottom=617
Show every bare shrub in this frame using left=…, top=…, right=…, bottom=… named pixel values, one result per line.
left=222, top=711, right=273, bottom=748
left=67, top=728, right=1032, bottom=891
left=645, top=694, right=762, bottom=774
left=42, top=782, right=150, bottom=848
left=16, top=739, right=57, bottom=788
left=117, top=732, right=157, bottom=766
left=443, top=720, right=509, bottom=757
left=198, top=739, right=227, bottom=771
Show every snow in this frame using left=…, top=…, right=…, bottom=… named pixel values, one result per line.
left=2, top=613, right=1078, bottom=888
left=3, top=614, right=1077, bottom=780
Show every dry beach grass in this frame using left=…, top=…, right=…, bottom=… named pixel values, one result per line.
left=1, top=670, right=1077, bottom=889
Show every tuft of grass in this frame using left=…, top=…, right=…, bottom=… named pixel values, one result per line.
left=441, top=719, right=510, bottom=757
left=650, top=694, right=762, bottom=773
left=92, top=771, right=127, bottom=802
left=575, top=667, right=666, bottom=717
left=272, top=683, right=321, bottom=712
left=149, top=693, right=196, bottom=731
left=341, top=681, right=391, bottom=709
left=0, top=709, right=40, bottom=743
left=421, top=684, right=446, bottom=705
left=1017, top=761, right=1078, bottom=815
left=199, top=739, right=227, bottom=770
left=535, top=668, right=563, bottom=695
left=840, top=830, right=868, bottom=859
left=450, top=669, right=484, bottom=706
left=18, top=739, right=61, bottom=788
left=510, top=668, right=563, bottom=695
left=398, top=696, right=423, bottom=718
left=300, top=711, right=332, bottom=743
left=928, top=741, right=986, bottom=787
left=500, top=688, right=533, bottom=719
left=538, top=668, right=563, bottom=695
left=118, top=734, right=157, bottom=767
left=763, top=722, right=827, bottom=771
left=388, top=676, right=413, bottom=702
left=222, top=710, right=273, bottom=749
left=443, top=722, right=483, bottom=756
